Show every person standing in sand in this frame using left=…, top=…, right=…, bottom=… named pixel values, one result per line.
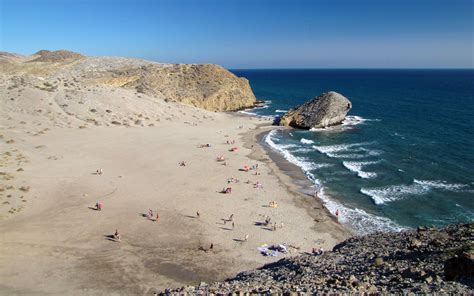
left=196, top=210, right=200, bottom=218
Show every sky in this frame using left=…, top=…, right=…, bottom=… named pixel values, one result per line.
left=0, top=0, right=472, bottom=68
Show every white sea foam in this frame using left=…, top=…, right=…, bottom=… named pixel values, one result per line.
left=313, top=142, right=372, bottom=154
left=343, top=115, right=381, bottom=126
left=360, top=184, right=429, bottom=205
left=265, top=130, right=404, bottom=234
left=265, top=130, right=318, bottom=177
left=275, top=109, right=288, bottom=113
left=300, top=138, right=315, bottom=144
left=342, top=161, right=379, bottom=179
left=238, top=110, right=258, bottom=116
left=309, top=115, right=380, bottom=132
left=318, top=188, right=404, bottom=235
left=361, top=179, right=471, bottom=205
left=413, top=179, right=469, bottom=191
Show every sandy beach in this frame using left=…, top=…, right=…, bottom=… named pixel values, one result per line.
left=0, top=100, right=349, bottom=294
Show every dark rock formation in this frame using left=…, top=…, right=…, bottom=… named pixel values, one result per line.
left=161, top=223, right=473, bottom=294
left=280, top=91, right=352, bottom=129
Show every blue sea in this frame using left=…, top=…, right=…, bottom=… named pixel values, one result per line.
left=231, top=69, right=474, bottom=235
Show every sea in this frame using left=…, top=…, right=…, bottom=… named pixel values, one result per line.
left=231, top=69, right=474, bottom=235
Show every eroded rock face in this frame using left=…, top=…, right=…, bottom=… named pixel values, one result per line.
left=280, top=91, right=352, bottom=129
left=119, top=63, right=257, bottom=112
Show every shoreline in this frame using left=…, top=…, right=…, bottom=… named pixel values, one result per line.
left=239, top=121, right=352, bottom=237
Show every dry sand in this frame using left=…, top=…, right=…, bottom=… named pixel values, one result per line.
left=0, top=78, right=350, bottom=295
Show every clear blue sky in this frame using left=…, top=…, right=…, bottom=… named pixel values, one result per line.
left=0, top=0, right=472, bottom=68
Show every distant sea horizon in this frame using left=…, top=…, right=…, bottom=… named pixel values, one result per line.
left=231, top=68, right=474, bottom=235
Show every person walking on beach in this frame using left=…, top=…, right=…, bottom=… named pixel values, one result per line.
left=196, top=210, right=200, bottom=218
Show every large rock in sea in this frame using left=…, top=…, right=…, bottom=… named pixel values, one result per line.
left=279, top=91, right=352, bottom=129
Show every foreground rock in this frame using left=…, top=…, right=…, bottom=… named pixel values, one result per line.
left=162, top=223, right=473, bottom=294
left=0, top=49, right=256, bottom=112
left=280, top=91, right=352, bottom=129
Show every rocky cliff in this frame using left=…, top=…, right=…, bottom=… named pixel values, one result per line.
left=162, top=223, right=473, bottom=294
left=0, top=50, right=256, bottom=112
left=280, top=91, right=352, bottom=129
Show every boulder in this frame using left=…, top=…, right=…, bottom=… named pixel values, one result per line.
left=279, top=91, right=352, bottom=129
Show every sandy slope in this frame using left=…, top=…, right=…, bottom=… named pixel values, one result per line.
left=0, top=54, right=349, bottom=295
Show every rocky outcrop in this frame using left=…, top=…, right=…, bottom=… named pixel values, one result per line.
left=31, top=50, right=85, bottom=62
left=280, top=91, right=352, bottom=129
left=161, top=223, right=474, bottom=294
left=117, top=63, right=256, bottom=111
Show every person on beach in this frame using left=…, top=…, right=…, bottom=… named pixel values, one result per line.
left=244, top=234, right=249, bottom=241
left=95, top=202, right=103, bottom=211
left=196, top=210, right=200, bottom=218
left=335, top=209, right=340, bottom=220
left=210, top=243, right=214, bottom=250
left=147, top=208, right=153, bottom=219
left=273, top=222, right=277, bottom=231
left=96, top=168, right=103, bottom=175
left=232, top=221, right=235, bottom=229
left=229, top=214, right=234, bottom=222
left=155, top=212, right=159, bottom=222
left=113, top=229, right=121, bottom=242
left=179, top=161, right=187, bottom=166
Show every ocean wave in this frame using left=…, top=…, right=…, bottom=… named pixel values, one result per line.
left=265, top=130, right=319, bottom=178
left=342, top=161, right=379, bottom=179
left=265, top=130, right=403, bottom=234
left=309, top=115, right=380, bottom=132
left=360, top=184, right=429, bottom=205
left=238, top=110, right=258, bottom=116
left=413, top=179, right=470, bottom=191
left=361, top=179, right=471, bottom=205
left=343, top=115, right=381, bottom=126
left=300, top=138, right=315, bottom=144
left=318, top=188, right=404, bottom=235
left=275, top=109, right=287, bottom=113
left=313, top=142, right=374, bottom=154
